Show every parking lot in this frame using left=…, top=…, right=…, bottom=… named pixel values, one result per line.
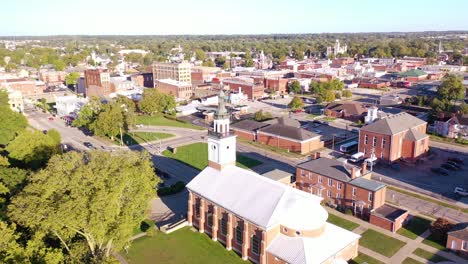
left=373, top=148, right=468, bottom=200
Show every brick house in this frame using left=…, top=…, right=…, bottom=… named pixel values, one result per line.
left=359, top=112, right=429, bottom=163
left=323, top=102, right=368, bottom=122
left=186, top=92, right=361, bottom=264
left=296, top=154, right=386, bottom=218
left=447, top=223, right=468, bottom=257
left=231, top=118, right=323, bottom=155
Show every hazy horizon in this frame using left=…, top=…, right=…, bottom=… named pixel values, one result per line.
left=2, top=0, right=468, bottom=36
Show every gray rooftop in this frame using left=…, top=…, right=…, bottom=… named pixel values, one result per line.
left=371, top=204, right=407, bottom=221
left=259, top=124, right=320, bottom=142
left=262, top=169, right=293, bottom=182
left=448, top=223, right=468, bottom=241
left=297, top=157, right=355, bottom=182
left=349, top=177, right=386, bottom=192
left=231, top=119, right=270, bottom=132
left=404, top=128, right=428, bottom=141
left=361, top=112, right=426, bottom=135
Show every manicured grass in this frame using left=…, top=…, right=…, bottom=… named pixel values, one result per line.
left=402, top=257, right=423, bottom=264
left=397, top=216, right=432, bottom=239
left=388, top=186, right=468, bottom=214
left=349, top=253, right=385, bottom=264
left=123, top=227, right=245, bottom=264
left=360, top=229, right=406, bottom=257
left=123, top=132, right=175, bottom=145
left=237, top=137, right=306, bottom=159
left=162, top=142, right=262, bottom=171
left=326, top=213, right=359, bottom=231
left=422, top=234, right=447, bottom=251
left=136, top=114, right=204, bottom=130
left=413, top=248, right=448, bottom=263
left=133, top=219, right=155, bottom=235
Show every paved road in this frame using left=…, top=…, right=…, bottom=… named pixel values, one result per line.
left=430, top=140, right=468, bottom=154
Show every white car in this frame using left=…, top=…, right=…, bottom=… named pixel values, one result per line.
left=454, top=187, right=468, bottom=196
left=136, top=124, right=144, bottom=128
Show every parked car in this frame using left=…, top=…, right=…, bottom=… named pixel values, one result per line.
left=48, top=117, right=54, bottom=121
left=431, top=167, right=449, bottom=176
left=446, top=161, right=461, bottom=169
left=441, top=163, right=458, bottom=171
left=293, top=109, right=304, bottom=113
left=448, top=157, right=464, bottom=165
left=454, top=187, right=468, bottom=196
left=83, top=142, right=95, bottom=149
left=349, top=152, right=365, bottom=163
left=136, top=124, right=144, bottom=128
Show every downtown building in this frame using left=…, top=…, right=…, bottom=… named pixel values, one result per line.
left=152, top=62, right=191, bottom=86
left=186, top=90, right=360, bottom=264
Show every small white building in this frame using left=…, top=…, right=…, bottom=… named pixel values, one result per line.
left=5, top=88, right=24, bottom=113
left=55, top=95, right=88, bottom=117
left=228, top=87, right=248, bottom=105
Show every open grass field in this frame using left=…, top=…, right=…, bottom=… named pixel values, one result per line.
left=326, top=213, right=359, bottom=231
left=349, top=253, right=385, bottom=264
left=123, top=227, right=245, bottom=264
left=122, top=132, right=175, bottom=145
left=397, top=216, right=432, bottom=239
left=162, top=142, right=262, bottom=171
left=136, top=114, right=204, bottom=130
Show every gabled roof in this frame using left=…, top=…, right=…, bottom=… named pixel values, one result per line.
left=448, top=222, right=468, bottom=241
left=361, top=112, right=426, bottom=135
left=324, top=101, right=367, bottom=116
left=297, top=157, right=356, bottom=182
left=404, top=128, right=428, bottom=142
left=259, top=124, right=320, bottom=142
left=266, top=223, right=360, bottom=264
left=231, top=119, right=270, bottom=132
left=186, top=166, right=323, bottom=229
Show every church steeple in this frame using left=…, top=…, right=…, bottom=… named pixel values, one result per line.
left=207, top=88, right=237, bottom=170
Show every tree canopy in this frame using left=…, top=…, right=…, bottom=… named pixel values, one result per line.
left=0, top=92, right=28, bottom=145
left=7, top=150, right=159, bottom=263
left=289, top=80, right=301, bottom=94
left=437, top=74, right=465, bottom=102
left=288, top=96, right=304, bottom=110
left=139, top=89, right=176, bottom=116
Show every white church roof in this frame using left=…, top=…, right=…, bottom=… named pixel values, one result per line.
left=186, top=165, right=323, bottom=229
left=266, top=223, right=360, bottom=264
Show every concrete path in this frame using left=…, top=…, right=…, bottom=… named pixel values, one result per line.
left=325, top=208, right=466, bottom=264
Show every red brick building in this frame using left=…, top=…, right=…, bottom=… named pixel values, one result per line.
left=0, top=78, right=43, bottom=95
left=84, top=69, right=113, bottom=98
left=155, top=79, right=193, bottom=100
left=369, top=204, right=409, bottom=233
left=447, top=223, right=468, bottom=257
left=359, top=112, right=429, bottom=163
left=324, top=102, right=368, bottom=122
left=265, top=77, right=288, bottom=95
left=232, top=118, right=324, bottom=155
left=38, top=70, right=67, bottom=87
left=223, top=77, right=264, bottom=100
left=186, top=94, right=361, bottom=264
left=131, top=72, right=154, bottom=88
left=296, top=154, right=386, bottom=217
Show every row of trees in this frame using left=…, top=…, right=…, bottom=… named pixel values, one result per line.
left=73, top=96, right=136, bottom=142
left=0, top=91, right=160, bottom=263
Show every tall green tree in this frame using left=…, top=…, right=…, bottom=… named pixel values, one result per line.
left=8, top=151, right=159, bottom=263
left=65, top=72, right=80, bottom=86
left=288, top=96, right=304, bottom=110
left=6, top=130, right=60, bottom=170
left=92, top=104, right=124, bottom=141
left=139, top=89, right=175, bottom=115
left=437, top=74, right=465, bottom=102
left=289, top=80, right=301, bottom=94
left=0, top=92, right=28, bottom=145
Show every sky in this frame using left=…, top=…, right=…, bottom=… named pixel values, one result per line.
left=1, top=0, right=468, bottom=36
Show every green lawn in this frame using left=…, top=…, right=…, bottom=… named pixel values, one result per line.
left=133, top=219, right=155, bottom=235
left=162, top=142, right=262, bottom=171
left=413, top=248, right=448, bottom=263
left=349, top=253, right=385, bottom=264
left=402, top=257, right=423, bottom=264
left=327, top=214, right=359, bottom=231
left=122, top=132, right=175, bottom=146
left=397, top=216, right=432, bottom=239
left=360, top=229, right=406, bottom=257
left=123, top=227, right=245, bottom=264
left=422, top=234, right=447, bottom=251
left=136, top=114, right=204, bottom=130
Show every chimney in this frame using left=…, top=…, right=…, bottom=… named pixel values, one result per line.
left=310, top=152, right=321, bottom=160
left=351, top=167, right=359, bottom=179
left=362, top=162, right=367, bottom=175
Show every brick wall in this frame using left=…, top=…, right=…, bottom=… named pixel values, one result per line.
left=232, top=129, right=256, bottom=141
left=447, top=235, right=468, bottom=257
left=257, top=133, right=301, bottom=152
left=369, top=214, right=393, bottom=231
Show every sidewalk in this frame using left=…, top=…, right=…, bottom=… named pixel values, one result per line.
left=325, top=208, right=467, bottom=264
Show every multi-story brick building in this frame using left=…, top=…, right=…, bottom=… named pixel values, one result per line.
left=296, top=154, right=386, bottom=217
left=84, top=69, right=113, bottom=98
left=131, top=72, right=154, bottom=88
left=38, top=70, right=67, bottom=87
left=265, top=77, right=288, bottom=95
left=223, top=77, right=264, bottom=100
left=358, top=112, right=429, bottom=163
left=187, top=91, right=361, bottom=264
left=152, top=62, right=191, bottom=86
left=0, top=78, right=43, bottom=96
left=155, top=79, right=193, bottom=100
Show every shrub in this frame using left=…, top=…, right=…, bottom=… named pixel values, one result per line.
left=430, top=218, right=454, bottom=244
left=157, top=181, right=186, bottom=196
left=345, top=208, right=354, bottom=215
left=146, top=227, right=157, bottom=237
left=335, top=92, right=341, bottom=99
